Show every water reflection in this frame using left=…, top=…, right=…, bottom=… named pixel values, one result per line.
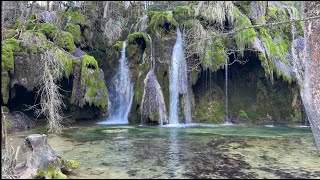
left=168, top=128, right=180, bottom=177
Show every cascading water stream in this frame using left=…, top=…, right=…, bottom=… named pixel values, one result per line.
left=169, top=28, right=192, bottom=125
left=224, top=59, right=232, bottom=125
left=99, top=41, right=134, bottom=124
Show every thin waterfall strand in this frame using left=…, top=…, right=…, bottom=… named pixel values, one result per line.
left=169, top=28, right=192, bottom=124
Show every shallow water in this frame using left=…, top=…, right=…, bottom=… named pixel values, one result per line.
left=9, top=124, right=320, bottom=179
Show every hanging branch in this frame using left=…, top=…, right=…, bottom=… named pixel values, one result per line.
left=217, top=16, right=320, bottom=38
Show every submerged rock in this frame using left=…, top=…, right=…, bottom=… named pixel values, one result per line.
left=10, top=111, right=35, bottom=133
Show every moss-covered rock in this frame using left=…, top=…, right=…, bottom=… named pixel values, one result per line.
left=41, top=23, right=59, bottom=41
left=60, top=159, right=81, bottom=173
left=2, top=38, right=20, bottom=74
left=112, top=41, right=123, bottom=51
left=32, top=167, right=67, bottom=179
left=61, top=10, right=91, bottom=27
left=147, top=11, right=179, bottom=37
left=57, top=31, right=75, bottom=53
left=127, top=32, right=150, bottom=48
left=80, top=55, right=108, bottom=109
left=65, top=23, right=81, bottom=45
left=172, top=5, right=195, bottom=23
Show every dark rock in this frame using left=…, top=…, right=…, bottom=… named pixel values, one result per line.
left=73, top=48, right=85, bottom=57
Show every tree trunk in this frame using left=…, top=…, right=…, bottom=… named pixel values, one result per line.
left=303, top=1, right=320, bottom=150
left=46, top=1, right=50, bottom=11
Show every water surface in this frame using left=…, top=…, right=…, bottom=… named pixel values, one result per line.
left=10, top=124, right=320, bottom=179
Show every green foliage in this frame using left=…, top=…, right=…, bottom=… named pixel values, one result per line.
left=238, top=1, right=252, bottom=14
left=2, top=38, right=21, bottom=74
left=202, top=37, right=228, bottom=72
left=26, top=20, right=41, bottom=30
left=57, top=31, right=75, bottom=53
left=258, top=27, right=292, bottom=83
left=234, top=7, right=257, bottom=57
left=63, top=11, right=90, bottom=27
left=147, top=11, right=179, bottom=36
left=54, top=51, right=74, bottom=77
left=13, top=18, right=22, bottom=29
left=41, top=23, right=59, bottom=41
left=239, top=110, right=250, bottom=119
left=65, top=23, right=81, bottom=45
left=112, top=41, right=123, bottom=51
left=172, top=5, right=195, bottom=23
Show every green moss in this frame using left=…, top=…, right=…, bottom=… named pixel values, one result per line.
left=81, top=55, right=108, bottom=108
left=54, top=50, right=74, bottom=77
left=239, top=110, right=250, bottom=119
left=20, top=31, right=54, bottom=54
left=112, top=41, right=123, bottom=51
left=57, top=31, right=75, bottom=53
left=127, top=32, right=150, bottom=47
left=65, top=58, right=75, bottom=77
left=13, top=18, right=22, bottom=29
left=25, top=19, right=41, bottom=30
left=258, top=53, right=271, bottom=77
left=195, top=101, right=225, bottom=123
left=63, top=11, right=90, bottom=27
left=65, top=23, right=81, bottom=45
left=146, top=11, right=179, bottom=36
left=238, top=1, right=253, bottom=15
left=172, top=5, right=195, bottom=23
left=126, top=44, right=138, bottom=57
left=32, top=165, right=67, bottom=179
left=234, top=7, right=257, bottom=56
left=2, top=38, right=20, bottom=74
left=41, top=23, right=59, bottom=40
left=258, top=26, right=292, bottom=83
left=202, top=37, right=228, bottom=72
left=60, top=159, right=80, bottom=171
left=1, top=72, right=10, bottom=104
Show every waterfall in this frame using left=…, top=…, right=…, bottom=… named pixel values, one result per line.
left=224, top=59, right=232, bottom=125
left=100, top=42, right=134, bottom=124
left=169, top=28, right=192, bottom=125
left=140, top=34, right=168, bottom=125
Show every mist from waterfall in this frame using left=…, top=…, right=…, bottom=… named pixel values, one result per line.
left=169, top=28, right=192, bottom=125
left=99, top=41, right=133, bottom=124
